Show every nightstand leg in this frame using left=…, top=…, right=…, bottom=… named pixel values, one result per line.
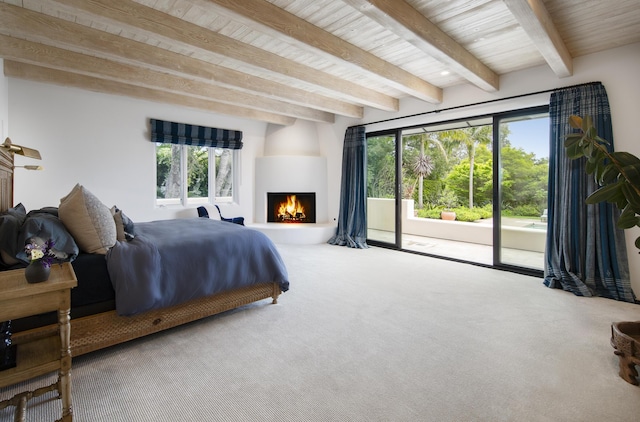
left=15, top=395, right=27, bottom=422
left=58, top=308, right=73, bottom=421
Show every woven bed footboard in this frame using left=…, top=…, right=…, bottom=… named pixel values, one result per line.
left=13, top=282, right=281, bottom=357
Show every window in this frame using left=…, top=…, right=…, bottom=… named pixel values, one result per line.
left=155, top=144, right=236, bottom=205
left=150, top=118, right=243, bottom=206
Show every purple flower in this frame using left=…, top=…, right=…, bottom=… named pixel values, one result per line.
left=24, top=239, right=56, bottom=268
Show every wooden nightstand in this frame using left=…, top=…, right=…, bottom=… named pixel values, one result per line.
left=0, top=262, right=77, bottom=421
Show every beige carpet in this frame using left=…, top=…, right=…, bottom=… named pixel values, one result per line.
left=2, top=243, right=640, bottom=421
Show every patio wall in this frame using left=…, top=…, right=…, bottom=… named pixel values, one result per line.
left=367, top=198, right=546, bottom=253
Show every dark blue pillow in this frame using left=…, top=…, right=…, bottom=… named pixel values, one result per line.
left=0, top=203, right=27, bottom=266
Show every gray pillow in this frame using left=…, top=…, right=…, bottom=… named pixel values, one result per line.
left=0, top=203, right=27, bottom=265
left=16, top=212, right=79, bottom=264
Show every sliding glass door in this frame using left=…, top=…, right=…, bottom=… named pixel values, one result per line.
left=495, top=109, right=549, bottom=271
left=400, top=118, right=494, bottom=265
left=365, top=106, right=549, bottom=275
left=366, top=131, right=399, bottom=247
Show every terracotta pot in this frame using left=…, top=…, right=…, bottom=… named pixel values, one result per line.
left=24, top=261, right=51, bottom=283
left=440, top=210, right=456, bottom=221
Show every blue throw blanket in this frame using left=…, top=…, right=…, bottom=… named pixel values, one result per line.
left=106, top=219, right=289, bottom=316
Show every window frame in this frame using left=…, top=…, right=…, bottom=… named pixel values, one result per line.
left=155, top=144, right=239, bottom=207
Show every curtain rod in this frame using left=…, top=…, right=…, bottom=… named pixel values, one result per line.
left=357, top=81, right=601, bottom=128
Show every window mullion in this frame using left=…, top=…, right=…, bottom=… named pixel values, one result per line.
left=181, top=146, right=188, bottom=205
left=209, top=148, right=215, bottom=204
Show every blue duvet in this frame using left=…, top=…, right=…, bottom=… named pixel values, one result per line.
left=106, top=218, right=289, bottom=316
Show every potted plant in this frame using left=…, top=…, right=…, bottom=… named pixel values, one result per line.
left=23, top=239, right=56, bottom=283
left=564, top=115, right=640, bottom=249
left=439, top=188, right=458, bottom=221
left=565, top=115, right=640, bottom=385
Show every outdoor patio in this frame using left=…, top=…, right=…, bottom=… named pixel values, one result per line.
left=367, top=198, right=546, bottom=270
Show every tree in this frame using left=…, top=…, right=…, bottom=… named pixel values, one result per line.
left=438, top=126, right=492, bottom=208
left=500, top=144, right=548, bottom=212
left=402, top=132, right=449, bottom=207
left=367, top=135, right=396, bottom=198
left=187, top=146, right=209, bottom=198
left=215, top=149, right=233, bottom=197
left=156, top=144, right=182, bottom=198
left=446, top=147, right=493, bottom=207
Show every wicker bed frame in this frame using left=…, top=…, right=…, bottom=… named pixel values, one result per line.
left=1, top=147, right=281, bottom=356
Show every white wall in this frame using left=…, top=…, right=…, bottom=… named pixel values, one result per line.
left=7, top=81, right=267, bottom=222
left=5, top=42, right=640, bottom=293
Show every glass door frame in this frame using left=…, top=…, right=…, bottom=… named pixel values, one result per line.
left=366, top=105, right=549, bottom=278
left=366, top=128, right=403, bottom=249
left=492, top=105, right=548, bottom=277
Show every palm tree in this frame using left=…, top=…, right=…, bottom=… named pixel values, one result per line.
left=440, top=126, right=491, bottom=208
left=411, top=132, right=447, bottom=208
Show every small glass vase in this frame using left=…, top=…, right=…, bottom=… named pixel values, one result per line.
left=24, top=260, right=51, bottom=283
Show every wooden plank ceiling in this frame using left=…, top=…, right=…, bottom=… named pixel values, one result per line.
left=1, top=0, right=639, bottom=125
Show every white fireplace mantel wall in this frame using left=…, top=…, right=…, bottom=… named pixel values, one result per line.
left=252, top=120, right=335, bottom=243
left=255, top=155, right=328, bottom=224
left=254, top=119, right=329, bottom=224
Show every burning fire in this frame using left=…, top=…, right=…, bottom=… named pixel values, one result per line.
left=277, top=195, right=306, bottom=221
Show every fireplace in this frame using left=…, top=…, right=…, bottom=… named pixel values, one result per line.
left=267, top=192, right=316, bottom=223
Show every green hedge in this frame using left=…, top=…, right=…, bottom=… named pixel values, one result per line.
left=415, top=204, right=493, bottom=222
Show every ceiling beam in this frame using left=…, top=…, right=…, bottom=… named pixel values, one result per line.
left=0, top=2, right=362, bottom=118
left=195, top=0, right=443, bottom=103
left=44, top=0, right=399, bottom=111
left=343, top=0, right=499, bottom=92
left=4, top=61, right=296, bottom=126
left=503, top=0, right=573, bottom=77
left=0, top=35, right=335, bottom=123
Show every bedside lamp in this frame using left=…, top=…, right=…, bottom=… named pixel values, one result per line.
left=14, top=165, right=44, bottom=171
left=1, top=137, right=42, bottom=160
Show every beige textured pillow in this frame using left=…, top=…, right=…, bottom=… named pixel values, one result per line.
left=59, top=184, right=117, bottom=254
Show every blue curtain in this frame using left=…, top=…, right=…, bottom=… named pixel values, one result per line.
left=149, top=119, right=243, bottom=149
left=328, top=126, right=369, bottom=249
left=544, top=82, right=635, bottom=302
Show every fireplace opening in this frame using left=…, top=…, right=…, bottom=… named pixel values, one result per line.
left=267, top=192, right=316, bottom=223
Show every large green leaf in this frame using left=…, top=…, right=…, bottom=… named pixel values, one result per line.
left=585, top=158, right=597, bottom=175
left=612, top=152, right=640, bottom=166
left=600, top=165, right=621, bottom=184
left=585, top=180, right=623, bottom=204
left=621, top=182, right=640, bottom=212
left=620, top=163, right=640, bottom=187
left=564, top=133, right=582, bottom=148
left=565, top=143, right=584, bottom=160
left=617, top=204, right=640, bottom=229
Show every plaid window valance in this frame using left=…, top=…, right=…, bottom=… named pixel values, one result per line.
left=149, top=119, right=243, bottom=149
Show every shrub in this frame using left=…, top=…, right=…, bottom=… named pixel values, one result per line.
left=417, top=207, right=443, bottom=219
left=476, top=204, right=493, bottom=219
left=453, top=207, right=482, bottom=222
left=510, top=204, right=542, bottom=217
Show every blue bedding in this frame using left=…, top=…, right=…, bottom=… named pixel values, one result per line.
left=106, top=218, right=289, bottom=316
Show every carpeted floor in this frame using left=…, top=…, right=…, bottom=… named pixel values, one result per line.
left=2, top=243, right=640, bottom=421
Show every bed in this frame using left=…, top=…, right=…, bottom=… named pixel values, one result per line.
left=0, top=147, right=289, bottom=356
